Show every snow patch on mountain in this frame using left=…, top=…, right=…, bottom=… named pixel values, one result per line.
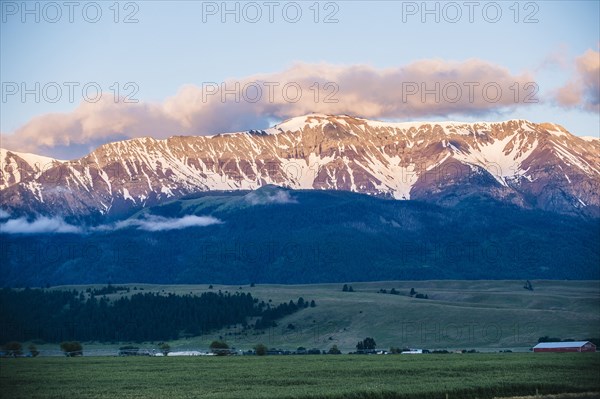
left=453, top=134, right=538, bottom=184
left=0, top=148, right=64, bottom=190
left=0, top=148, right=64, bottom=167
left=580, top=136, right=599, bottom=142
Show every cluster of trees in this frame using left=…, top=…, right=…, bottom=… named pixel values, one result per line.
left=86, top=285, right=130, bottom=296
left=209, top=340, right=230, bottom=355
left=0, top=288, right=314, bottom=343
left=356, top=337, right=377, bottom=351
left=3, top=341, right=85, bottom=357
left=254, top=297, right=315, bottom=329
left=1, top=341, right=39, bottom=357
left=1, top=342, right=51, bottom=357
left=375, top=287, right=429, bottom=298
left=60, top=341, right=83, bottom=357
left=410, top=288, right=429, bottom=299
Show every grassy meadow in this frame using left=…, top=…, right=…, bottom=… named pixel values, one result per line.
left=1, top=353, right=599, bottom=399
left=45, top=280, right=600, bottom=353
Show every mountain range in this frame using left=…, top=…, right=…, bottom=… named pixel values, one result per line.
left=1, top=114, right=599, bottom=221
left=1, top=114, right=599, bottom=286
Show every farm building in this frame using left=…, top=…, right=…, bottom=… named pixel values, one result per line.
left=533, top=341, right=596, bottom=353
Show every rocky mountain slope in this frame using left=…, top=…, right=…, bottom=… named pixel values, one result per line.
left=1, top=114, right=599, bottom=220
left=0, top=149, right=62, bottom=191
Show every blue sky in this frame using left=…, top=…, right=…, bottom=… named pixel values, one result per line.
left=1, top=0, right=599, bottom=158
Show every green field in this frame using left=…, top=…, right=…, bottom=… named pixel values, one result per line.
left=46, top=280, right=599, bottom=352
left=1, top=354, right=599, bottom=399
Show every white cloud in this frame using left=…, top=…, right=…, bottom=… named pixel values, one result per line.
left=97, top=214, right=222, bottom=232
left=1, top=59, right=536, bottom=156
left=0, top=216, right=81, bottom=234
left=0, top=209, right=10, bottom=219
left=0, top=214, right=222, bottom=234
left=244, top=190, right=297, bottom=205
left=555, top=49, right=600, bottom=112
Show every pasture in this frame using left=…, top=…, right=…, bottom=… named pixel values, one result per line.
left=49, top=280, right=600, bottom=352
left=1, top=353, right=599, bottom=399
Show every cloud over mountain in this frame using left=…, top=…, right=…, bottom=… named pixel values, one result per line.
left=555, top=49, right=600, bottom=112
left=0, top=216, right=81, bottom=234
left=99, top=215, right=223, bottom=232
left=2, top=59, right=535, bottom=157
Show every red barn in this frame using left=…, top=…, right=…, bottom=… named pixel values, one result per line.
left=533, top=341, right=596, bottom=353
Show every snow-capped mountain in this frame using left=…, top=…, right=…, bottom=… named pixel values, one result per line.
left=1, top=114, right=599, bottom=219
left=0, top=149, right=64, bottom=191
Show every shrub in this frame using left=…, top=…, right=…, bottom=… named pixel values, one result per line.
left=60, top=341, right=83, bottom=357
left=209, top=340, right=229, bottom=355
left=254, top=343, right=267, bottom=356
left=159, top=343, right=170, bottom=356
left=3, top=341, right=23, bottom=357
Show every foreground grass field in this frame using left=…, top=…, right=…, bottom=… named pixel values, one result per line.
left=1, top=354, right=599, bottom=399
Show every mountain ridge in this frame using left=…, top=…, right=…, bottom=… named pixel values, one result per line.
left=0, top=148, right=64, bottom=191
left=1, top=114, right=599, bottom=220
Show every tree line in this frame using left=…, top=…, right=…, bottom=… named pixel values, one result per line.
left=0, top=288, right=313, bottom=343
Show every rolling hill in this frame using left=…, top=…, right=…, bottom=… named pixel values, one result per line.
left=45, top=280, right=600, bottom=351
